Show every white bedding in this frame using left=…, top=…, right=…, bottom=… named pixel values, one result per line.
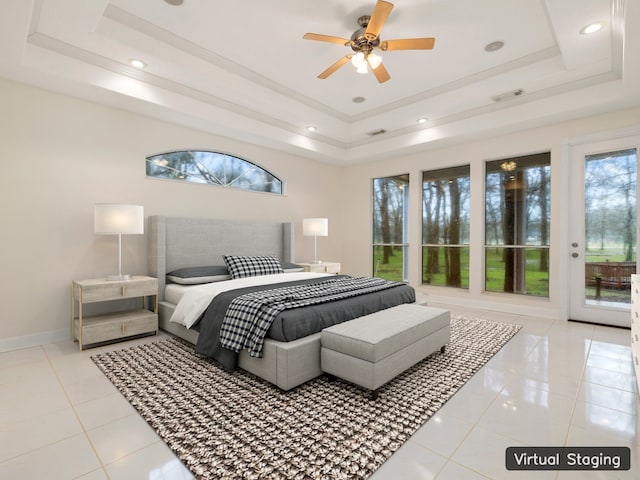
left=164, top=283, right=194, bottom=305
left=169, top=272, right=332, bottom=329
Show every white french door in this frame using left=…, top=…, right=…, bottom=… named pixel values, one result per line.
left=568, top=135, right=639, bottom=327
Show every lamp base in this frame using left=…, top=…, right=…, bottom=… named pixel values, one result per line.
left=106, top=274, right=132, bottom=281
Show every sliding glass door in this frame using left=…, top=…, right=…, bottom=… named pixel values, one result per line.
left=569, top=137, right=639, bottom=326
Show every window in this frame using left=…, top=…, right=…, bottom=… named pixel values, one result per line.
left=372, top=174, right=409, bottom=281
left=422, top=165, right=470, bottom=288
left=485, top=153, right=550, bottom=296
left=146, top=151, right=282, bottom=194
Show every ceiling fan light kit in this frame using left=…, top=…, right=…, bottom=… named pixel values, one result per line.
left=351, top=52, right=365, bottom=67
left=303, top=0, right=435, bottom=83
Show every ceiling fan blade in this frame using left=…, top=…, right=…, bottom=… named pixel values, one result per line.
left=371, top=61, right=390, bottom=83
left=303, top=33, right=350, bottom=45
left=317, top=56, right=351, bottom=79
left=381, top=37, right=435, bottom=51
left=364, top=0, right=394, bottom=41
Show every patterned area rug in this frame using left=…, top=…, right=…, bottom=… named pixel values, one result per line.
left=92, top=315, right=520, bottom=479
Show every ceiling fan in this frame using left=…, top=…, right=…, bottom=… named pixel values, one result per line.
left=303, top=0, right=435, bottom=83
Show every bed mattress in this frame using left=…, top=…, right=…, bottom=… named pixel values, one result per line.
left=167, top=273, right=416, bottom=342
left=164, top=283, right=192, bottom=306
left=191, top=274, right=416, bottom=369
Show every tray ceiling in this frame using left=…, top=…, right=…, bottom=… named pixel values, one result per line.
left=0, top=0, right=638, bottom=165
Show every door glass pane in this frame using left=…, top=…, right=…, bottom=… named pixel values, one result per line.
left=584, top=148, right=637, bottom=307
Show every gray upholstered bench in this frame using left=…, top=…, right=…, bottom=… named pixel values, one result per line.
left=320, top=304, right=450, bottom=399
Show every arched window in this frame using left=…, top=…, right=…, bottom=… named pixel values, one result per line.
left=146, top=151, right=283, bottom=194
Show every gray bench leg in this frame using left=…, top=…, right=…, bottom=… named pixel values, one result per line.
left=370, top=389, right=379, bottom=400
left=440, top=345, right=446, bottom=353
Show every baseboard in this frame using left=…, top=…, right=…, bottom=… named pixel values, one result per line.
left=419, top=289, right=562, bottom=320
left=0, top=328, right=69, bottom=353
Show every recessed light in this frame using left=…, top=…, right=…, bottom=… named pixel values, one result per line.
left=352, top=96, right=366, bottom=103
left=306, top=126, right=317, bottom=132
left=579, top=22, right=604, bottom=35
left=129, top=59, right=147, bottom=69
left=367, top=128, right=386, bottom=136
left=417, top=118, right=428, bottom=124
left=164, top=0, right=184, bottom=5
left=484, top=41, right=504, bottom=52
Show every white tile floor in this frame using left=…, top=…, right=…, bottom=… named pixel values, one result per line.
left=1, top=304, right=638, bottom=480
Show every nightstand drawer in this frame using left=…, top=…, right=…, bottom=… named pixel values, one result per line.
left=322, top=263, right=341, bottom=274
left=300, top=262, right=341, bottom=274
left=75, top=310, right=158, bottom=346
left=74, top=277, right=158, bottom=302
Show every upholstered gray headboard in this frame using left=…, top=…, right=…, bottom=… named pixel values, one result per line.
left=148, top=216, right=295, bottom=301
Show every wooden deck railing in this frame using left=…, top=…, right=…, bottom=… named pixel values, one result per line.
left=585, top=261, right=636, bottom=289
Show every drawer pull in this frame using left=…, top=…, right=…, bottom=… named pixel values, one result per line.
left=121, top=286, right=126, bottom=296
left=121, top=323, right=126, bottom=334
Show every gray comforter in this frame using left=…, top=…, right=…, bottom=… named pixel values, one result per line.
left=194, top=275, right=416, bottom=369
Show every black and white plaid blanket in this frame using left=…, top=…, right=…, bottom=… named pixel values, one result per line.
left=219, top=276, right=403, bottom=357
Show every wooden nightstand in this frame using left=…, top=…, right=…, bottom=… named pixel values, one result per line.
left=298, top=262, right=341, bottom=274
left=71, top=275, right=158, bottom=351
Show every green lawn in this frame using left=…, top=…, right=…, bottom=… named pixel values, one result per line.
left=421, top=247, right=470, bottom=288
left=584, top=251, right=631, bottom=263
left=372, top=246, right=405, bottom=282
left=484, top=249, right=549, bottom=297
left=373, top=246, right=549, bottom=297
left=372, top=247, right=636, bottom=300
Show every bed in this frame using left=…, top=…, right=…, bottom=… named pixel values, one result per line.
left=148, top=215, right=415, bottom=390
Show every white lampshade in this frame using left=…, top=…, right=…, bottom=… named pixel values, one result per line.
left=350, top=52, right=365, bottom=67
left=356, top=62, right=368, bottom=74
left=303, top=218, right=328, bottom=237
left=95, top=204, right=144, bottom=234
left=367, top=53, right=382, bottom=69
left=94, top=204, right=144, bottom=281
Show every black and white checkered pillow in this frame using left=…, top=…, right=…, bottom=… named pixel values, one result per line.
left=222, top=255, right=284, bottom=279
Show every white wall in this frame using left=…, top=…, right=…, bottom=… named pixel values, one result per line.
left=3, top=74, right=639, bottom=349
left=340, top=108, right=640, bottom=319
left=0, top=78, right=343, bottom=349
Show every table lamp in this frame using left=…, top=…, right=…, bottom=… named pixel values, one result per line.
left=303, top=218, right=328, bottom=264
left=94, top=204, right=144, bottom=281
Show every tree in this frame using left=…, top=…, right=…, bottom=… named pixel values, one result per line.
left=622, top=153, right=636, bottom=261
left=584, top=150, right=636, bottom=262
left=424, top=181, right=444, bottom=275
left=446, top=178, right=462, bottom=287
left=538, top=167, right=549, bottom=271
left=377, top=178, right=393, bottom=264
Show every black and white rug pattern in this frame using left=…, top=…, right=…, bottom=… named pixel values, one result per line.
left=92, top=315, right=520, bottom=480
